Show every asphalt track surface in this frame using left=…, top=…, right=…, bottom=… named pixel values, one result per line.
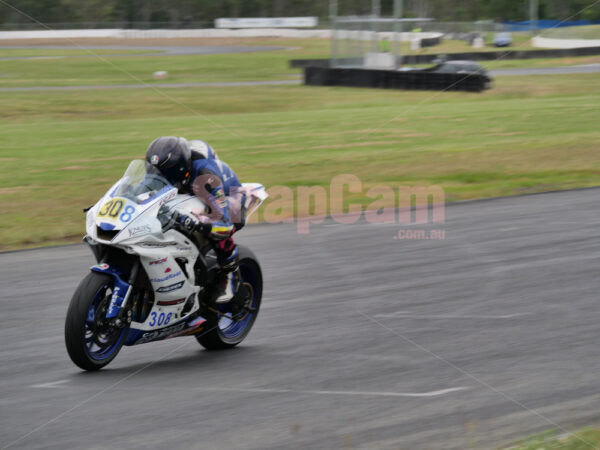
left=1, top=188, right=599, bottom=449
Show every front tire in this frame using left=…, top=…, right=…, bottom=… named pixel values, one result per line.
left=65, top=272, right=129, bottom=371
left=197, top=246, right=263, bottom=350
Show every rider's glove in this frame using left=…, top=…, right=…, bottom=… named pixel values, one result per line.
left=208, top=223, right=234, bottom=241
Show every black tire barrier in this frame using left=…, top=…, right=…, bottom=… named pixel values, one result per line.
left=421, top=35, right=443, bottom=47
left=291, top=45, right=600, bottom=68
left=304, top=66, right=491, bottom=92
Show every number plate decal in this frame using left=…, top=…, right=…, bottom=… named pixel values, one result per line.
left=96, top=198, right=135, bottom=223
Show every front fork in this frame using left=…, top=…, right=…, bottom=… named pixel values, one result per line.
left=90, top=258, right=140, bottom=328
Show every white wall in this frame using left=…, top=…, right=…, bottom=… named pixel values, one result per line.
left=215, top=17, right=318, bottom=28
left=532, top=36, right=600, bottom=49
left=0, top=28, right=331, bottom=40
left=0, top=28, right=442, bottom=41
left=0, top=29, right=122, bottom=40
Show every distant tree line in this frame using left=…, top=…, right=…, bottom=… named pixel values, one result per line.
left=1, top=0, right=599, bottom=27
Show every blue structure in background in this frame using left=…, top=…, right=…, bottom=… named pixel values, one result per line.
left=503, top=19, right=600, bottom=31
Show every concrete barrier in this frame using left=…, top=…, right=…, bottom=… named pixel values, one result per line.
left=0, top=29, right=442, bottom=42
left=0, top=28, right=332, bottom=40
left=0, top=29, right=121, bottom=40
left=532, top=36, right=600, bottom=49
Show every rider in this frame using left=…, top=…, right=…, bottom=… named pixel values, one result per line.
left=145, top=136, right=242, bottom=303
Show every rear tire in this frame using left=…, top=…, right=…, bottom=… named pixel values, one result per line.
left=196, top=246, right=263, bottom=350
left=65, top=272, right=128, bottom=371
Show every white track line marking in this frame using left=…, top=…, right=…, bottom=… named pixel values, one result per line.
left=31, top=380, right=69, bottom=389
left=302, top=387, right=468, bottom=398
left=375, top=312, right=530, bottom=320
left=193, top=386, right=468, bottom=398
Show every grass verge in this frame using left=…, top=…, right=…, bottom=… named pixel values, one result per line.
left=542, top=24, right=600, bottom=40
left=509, top=427, right=600, bottom=449
left=0, top=48, right=163, bottom=58
left=2, top=37, right=596, bottom=88
left=0, top=42, right=598, bottom=250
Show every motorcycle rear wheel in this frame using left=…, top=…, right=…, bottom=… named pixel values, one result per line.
left=196, top=246, right=263, bottom=350
left=65, top=272, right=129, bottom=371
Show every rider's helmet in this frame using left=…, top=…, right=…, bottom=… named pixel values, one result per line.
left=145, top=136, right=192, bottom=189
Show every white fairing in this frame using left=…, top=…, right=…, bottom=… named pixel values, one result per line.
left=85, top=160, right=268, bottom=338
left=237, top=183, right=269, bottom=221
left=87, top=190, right=201, bottom=332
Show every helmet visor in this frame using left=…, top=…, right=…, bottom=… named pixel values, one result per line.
left=160, top=159, right=189, bottom=188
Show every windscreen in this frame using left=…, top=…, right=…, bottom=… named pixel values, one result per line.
left=111, top=159, right=174, bottom=205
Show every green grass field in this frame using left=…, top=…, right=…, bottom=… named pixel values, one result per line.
left=3, top=37, right=597, bottom=88
left=542, top=24, right=600, bottom=39
left=0, top=48, right=162, bottom=58
left=510, top=427, right=600, bottom=449
left=0, top=39, right=599, bottom=250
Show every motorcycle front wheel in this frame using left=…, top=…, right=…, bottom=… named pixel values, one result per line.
left=65, top=272, right=129, bottom=371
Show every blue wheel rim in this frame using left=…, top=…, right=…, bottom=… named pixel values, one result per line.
left=84, top=282, right=127, bottom=361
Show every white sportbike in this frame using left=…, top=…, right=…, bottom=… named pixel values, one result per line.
left=65, top=159, right=267, bottom=371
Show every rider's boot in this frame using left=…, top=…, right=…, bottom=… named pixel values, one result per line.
left=214, top=241, right=239, bottom=304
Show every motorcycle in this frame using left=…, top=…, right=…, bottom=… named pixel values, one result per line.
left=64, top=159, right=268, bottom=371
